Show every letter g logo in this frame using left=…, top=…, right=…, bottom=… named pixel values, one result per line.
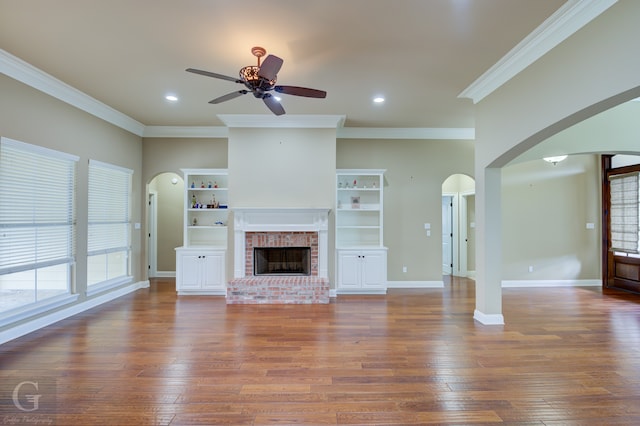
left=12, top=381, right=41, bottom=412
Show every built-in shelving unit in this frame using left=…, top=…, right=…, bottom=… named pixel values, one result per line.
left=335, top=169, right=387, bottom=293
left=176, top=168, right=228, bottom=295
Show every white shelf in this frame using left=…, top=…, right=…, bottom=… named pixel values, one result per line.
left=336, top=169, right=385, bottom=248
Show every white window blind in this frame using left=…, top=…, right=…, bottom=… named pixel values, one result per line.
left=87, top=160, right=132, bottom=287
left=0, top=138, right=78, bottom=276
left=609, top=172, right=640, bottom=254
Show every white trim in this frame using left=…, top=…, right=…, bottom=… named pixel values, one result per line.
left=386, top=280, right=444, bottom=288
left=337, top=127, right=475, bottom=140
left=218, top=114, right=346, bottom=128
left=0, top=280, right=149, bottom=345
left=458, top=0, right=618, bottom=104
left=143, top=126, right=229, bottom=138
left=502, top=279, right=601, bottom=288
left=474, top=309, right=505, bottom=325
left=155, top=271, right=176, bottom=278
left=0, top=49, right=145, bottom=136
left=142, top=125, right=475, bottom=140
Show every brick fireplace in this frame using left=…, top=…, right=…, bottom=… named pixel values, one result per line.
left=228, top=208, right=330, bottom=304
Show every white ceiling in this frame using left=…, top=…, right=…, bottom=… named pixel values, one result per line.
left=1, top=0, right=570, bottom=131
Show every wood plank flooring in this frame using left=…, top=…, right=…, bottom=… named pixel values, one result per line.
left=1, top=277, right=640, bottom=425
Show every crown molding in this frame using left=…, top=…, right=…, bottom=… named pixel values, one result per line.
left=0, top=49, right=145, bottom=136
left=217, top=114, right=346, bottom=129
left=337, top=127, right=474, bottom=140
left=458, top=0, right=618, bottom=104
left=143, top=126, right=228, bottom=138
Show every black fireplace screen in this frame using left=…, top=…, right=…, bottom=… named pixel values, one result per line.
left=254, top=247, right=311, bottom=276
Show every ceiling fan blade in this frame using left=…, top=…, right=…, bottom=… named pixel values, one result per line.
left=209, top=90, right=248, bottom=104
left=274, top=85, right=327, bottom=98
left=263, top=94, right=285, bottom=116
left=258, top=55, right=283, bottom=81
left=186, top=68, right=242, bottom=83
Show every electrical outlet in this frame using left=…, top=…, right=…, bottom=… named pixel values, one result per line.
left=402, top=266, right=407, bottom=273
left=528, top=265, right=534, bottom=273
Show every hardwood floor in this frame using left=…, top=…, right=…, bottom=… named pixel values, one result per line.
left=1, top=277, right=640, bottom=425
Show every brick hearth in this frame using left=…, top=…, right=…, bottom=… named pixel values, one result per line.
left=227, top=276, right=330, bottom=304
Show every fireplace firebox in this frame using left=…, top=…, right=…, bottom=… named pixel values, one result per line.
left=254, top=247, right=311, bottom=276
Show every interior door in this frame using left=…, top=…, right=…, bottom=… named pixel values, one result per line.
left=442, top=196, right=453, bottom=275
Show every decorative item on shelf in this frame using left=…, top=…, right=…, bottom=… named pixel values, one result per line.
left=213, top=181, right=218, bottom=188
left=373, top=181, right=377, bottom=188
left=191, top=182, right=195, bottom=188
left=351, top=196, right=360, bottom=209
left=207, top=195, right=219, bottom=209
left=192, top=217, right=198, bottom=226
left=338, top=182, right=342, bottom=189
left=353, top=179, right=357, bottom=188
left=191, top=194, right=197, bottom=208
left=200, top=181, right=205, bottom=188
left=215, top=221, right=224, bottom=226
left=208, top=181, right=212, bottom=188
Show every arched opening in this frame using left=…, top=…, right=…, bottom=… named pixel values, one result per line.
left=147, top=172, right=183, bottom=280
left=442, top=174, right=475, bottom=278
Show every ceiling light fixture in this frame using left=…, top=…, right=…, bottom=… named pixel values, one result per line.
left=373, top=96, right=385, bottom=104
left=543, top=155, right=567, bottom=165
left=165, top=95, right=178, bottom=102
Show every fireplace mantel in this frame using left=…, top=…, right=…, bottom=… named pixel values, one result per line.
left=232, top=208, right=331, bottom=279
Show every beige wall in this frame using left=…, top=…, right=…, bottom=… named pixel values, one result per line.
left=502, top=155, right=600, bottom=280
left=0, top=74, right=143, bottom=330
left=228, top=128, right=336, bottom=208
left=337, top=139, right=474, bottom=282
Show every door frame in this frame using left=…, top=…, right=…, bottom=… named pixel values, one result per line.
left=147, top=191, right=158, bottom=278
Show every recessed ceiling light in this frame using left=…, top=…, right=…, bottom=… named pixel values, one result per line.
left=373, top=96, right=385, bottom=104
left=165, top=95, right=178, bottom=102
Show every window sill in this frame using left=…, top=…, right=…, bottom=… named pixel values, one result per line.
left=86, top=276, right=133, bottom=298
left=0, top=293, right=80, bottom=327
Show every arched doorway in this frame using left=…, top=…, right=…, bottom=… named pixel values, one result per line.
left=442, top=174, right=475, bottom=278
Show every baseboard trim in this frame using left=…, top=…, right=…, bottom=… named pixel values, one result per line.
left=474, top=309, right=505, bottom=325
left=502, top=279, right=601, bottom=288
left=0, top=280, right=150, bottom=345
left=154, top=271, right=176, bottom=278
left=386, top=280, right=445, bottom=288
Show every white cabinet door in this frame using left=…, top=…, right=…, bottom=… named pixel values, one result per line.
left=361, top=250, right=386, bottom=289
left=338, top=251, right=361, bottom=289
left=201, top=252, right=225, bottom=290
left=179, top=254, right=203, bottom=290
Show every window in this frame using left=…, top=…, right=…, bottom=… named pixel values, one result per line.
left=87, top=160, right=133, bottom=290
left=609, top=172, right=640, bottom=256
left=0, top=137, right=78, bottom=314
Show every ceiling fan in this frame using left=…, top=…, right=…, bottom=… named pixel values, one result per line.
left=186, top=46, right=327, bottom=116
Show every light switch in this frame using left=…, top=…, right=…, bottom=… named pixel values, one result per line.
left=424, top=223, right=431, bottom=230
left=134, top=222, right=141, bottom=230
left=586, top=223, right=595, bottom=229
